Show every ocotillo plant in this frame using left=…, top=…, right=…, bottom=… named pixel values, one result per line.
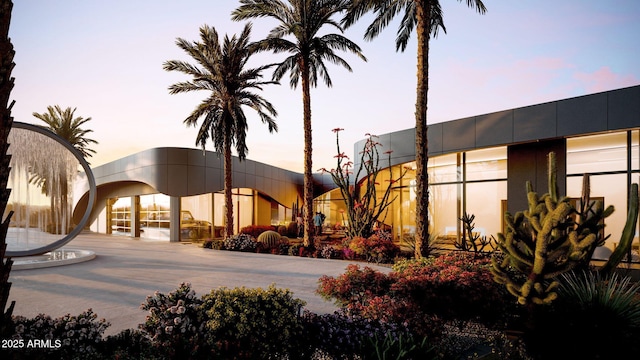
left=320, top=129, right=406, bottom=239
left=490, top=151, right=639, bottom=306
left=0, top=0, right=15, bottom=338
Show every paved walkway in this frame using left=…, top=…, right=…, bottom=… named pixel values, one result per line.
left=6, top=232, right=391, bottom=336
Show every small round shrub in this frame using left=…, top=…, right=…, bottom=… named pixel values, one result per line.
left=223, top=233, right=257, bottom=252
left=139, top=282, right=205, bottom=359
left=347, top=234, right=400, bottom=263
left=199, top=284, right=306, bottom=359
left=277, top=225, right=287, bottom=236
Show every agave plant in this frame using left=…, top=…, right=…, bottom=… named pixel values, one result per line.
left=558, top=270, right=640, bottom=326
left=525, top=270, right=640, bottom=359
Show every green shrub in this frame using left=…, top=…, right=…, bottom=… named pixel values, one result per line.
left=201, top=239, right=223, bottom=250
left=200, top=284, right=306, bottom=359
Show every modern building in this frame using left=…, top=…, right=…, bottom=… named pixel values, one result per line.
left=75, top=85, right=640, bottom=253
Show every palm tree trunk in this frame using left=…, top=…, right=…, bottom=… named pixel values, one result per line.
left=0, top=0, right=15, bottom=337
left=223, top=133, right=234, bottom=238
left=414, top=1, right=431, bottom=258
left=301, top=58, right=314, bottom=247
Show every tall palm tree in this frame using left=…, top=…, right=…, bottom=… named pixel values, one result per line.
left=232, top=0, right=366, bottom=246
left=32, top=105, right=98, bottom=234
left=164, top=23, right=278, bottom=239
left=343, top=0, right=486, bottom=258
left=32, top=105, right=98, bottom=163
left=0, top=0, right=16, bottom=338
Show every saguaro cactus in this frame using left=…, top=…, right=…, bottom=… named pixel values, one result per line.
left=0, top=0, right=14, bottom=337
left=491, top=152, right=620, bottom=306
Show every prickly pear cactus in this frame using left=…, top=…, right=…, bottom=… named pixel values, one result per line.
left=491, top=152, right=615, bottom=306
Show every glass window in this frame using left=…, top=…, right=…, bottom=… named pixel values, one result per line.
left=567, top=132, right=628, bottom=174
left=429, top=183, right=458, bottom=238
left=465, top=180, right=507, bottom=238
left=429, top=154, right=459, bottom=183
left=110, top=197, right=131, bottom=236
left=140, top=194, right=170, bottom=240
left=567, top=174, right=628, bottom=249
left=465, top=147, right=507, bottom=181
left=632, top=130, right=639, bottom=171
left=182, top=194, right=213, bottom=240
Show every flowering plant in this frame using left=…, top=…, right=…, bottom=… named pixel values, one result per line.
left=11, top=309, right=110, bottom=357
left=319, top=244, right=341, bottom=259
left=319, top=129, right=406, bottom=239
left=223, top=233, right=257, bottom=252
left=139, top=282, right=206, bottom=358
left=301, top=309, right=428, bottom=359
left=347, top=233, right=400, bottom=263
left=318, top=253, right=509, bottom=336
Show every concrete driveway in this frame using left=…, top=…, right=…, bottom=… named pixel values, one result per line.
left=6, top=232, right=391, bottom=336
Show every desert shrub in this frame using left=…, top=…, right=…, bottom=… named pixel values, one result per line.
left=9, top=309, right=110, bottom=359
left=318, top=253, right=509, bottom=338
left=139, top=282, right=206, bottom=359
left=288, top=244, right=304, bottom=256
left=301, top=310, right=433, bottom=359
left=317, top=264, right=393, bottom=309
left=347, top=234, right=400, bottom=264
left=223, top=233, right=257, bottom=252
left=199, top=285, right=306, bottom=359
left=390, top=252, right=508, bottom=326
left=524, top=270, right=640, bottom=359
left=318, top=244, right=341, bottom=259
left=287, top=221, right=298, bottom=237
left=256, top=230, right=281, bottom=249
left=96, top=329, right=159, bottom=360
left=239, top=225, right=275, bottom=239
left=201, top=239, right=223, bottom=250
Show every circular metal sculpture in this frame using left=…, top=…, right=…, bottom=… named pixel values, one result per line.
left=5, top=122, right=96, bottom=257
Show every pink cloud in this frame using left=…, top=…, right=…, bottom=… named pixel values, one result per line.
left=573, top=66, right=639, bottom=93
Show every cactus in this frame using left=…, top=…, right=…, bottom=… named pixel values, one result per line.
left=257, top=230, right=281, bottom=249
left=454, top=211, right=496, bottom=254
left=491, top=152, right=618, bottom=306
left=600, top=183, right=639, bottom=275
left=277, top=225, right=287, bottom=236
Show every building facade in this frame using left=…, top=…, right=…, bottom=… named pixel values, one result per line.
left=75, top=85, right=640, bottom=254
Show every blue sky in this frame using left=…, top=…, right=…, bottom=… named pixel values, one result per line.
left=8, top=0, right=640, bottom=172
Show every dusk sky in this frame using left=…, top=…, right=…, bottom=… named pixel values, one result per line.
left=8, top=1, right=640, bottom=173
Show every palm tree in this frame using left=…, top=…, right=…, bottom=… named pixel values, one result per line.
left=232, top=0, right=367, bottom=246
left=0, top=0, right=16, bottom=338
left=32, top=105, right=98, bottom=234
left=163, top=23, right=278, bottom=239
left=343, top=0, right=486, bottom=258
left=32, top=105, right=98, bottom=163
